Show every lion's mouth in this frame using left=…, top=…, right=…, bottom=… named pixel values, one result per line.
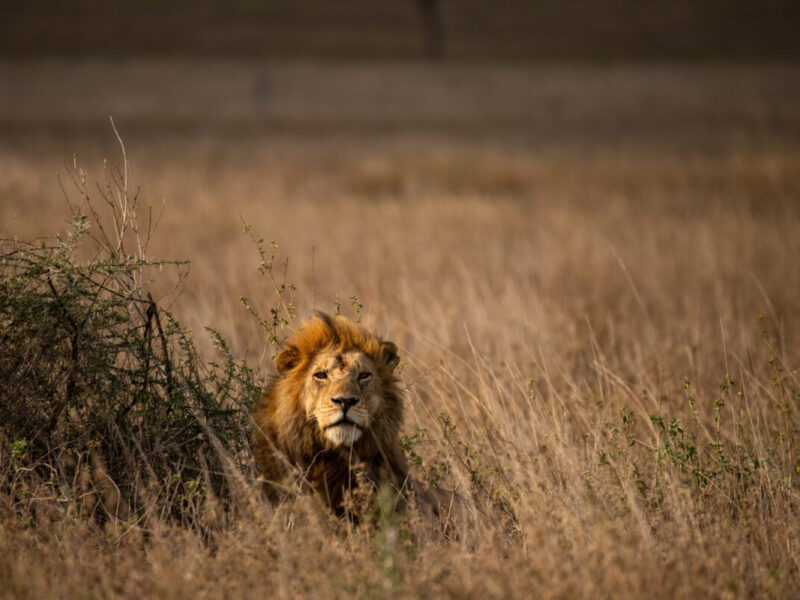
left=325, top=418, right=361, bottom=430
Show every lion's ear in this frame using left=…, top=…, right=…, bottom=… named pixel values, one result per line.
left=275, top=345, right=300, bottom=375
left=379, top=341, right=399, bottom=372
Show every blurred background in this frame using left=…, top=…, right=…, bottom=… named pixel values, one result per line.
left=4, top=0, right=800, bottom=60
left=1, top=0, right=799, bottom=365
left=4, top=0, right=799, bottom=152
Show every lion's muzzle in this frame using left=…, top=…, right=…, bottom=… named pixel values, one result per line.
left=324, top=396, right=365, bottom=445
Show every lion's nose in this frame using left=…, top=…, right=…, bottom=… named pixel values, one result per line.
left=331, top=397, right=359, bottom=412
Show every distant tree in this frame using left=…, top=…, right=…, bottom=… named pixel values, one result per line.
left=416, top=0, right=445, bottom=60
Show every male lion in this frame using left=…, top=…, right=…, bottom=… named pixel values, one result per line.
left=253, top=311, right=412, bottom=517
left=253, top=311, right=472, bottom=534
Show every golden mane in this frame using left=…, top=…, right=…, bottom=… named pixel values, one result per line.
left=274, top=310, right=395, bottom=378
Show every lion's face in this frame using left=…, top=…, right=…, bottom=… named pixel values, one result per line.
left=303, top=347, right=384, bottom=447
left=268, top=312, right=401, bottom=454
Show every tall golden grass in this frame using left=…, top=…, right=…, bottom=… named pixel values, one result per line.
left=1, top=61, right=799, bottom=598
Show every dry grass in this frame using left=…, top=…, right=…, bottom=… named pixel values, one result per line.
left=2, top=60, right=800, bottom=598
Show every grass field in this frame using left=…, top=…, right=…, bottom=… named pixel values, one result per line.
left=2, top=60, right=800, bottom=598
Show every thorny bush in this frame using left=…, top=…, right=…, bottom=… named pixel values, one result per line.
left=0, top=145, right=257, bottom=531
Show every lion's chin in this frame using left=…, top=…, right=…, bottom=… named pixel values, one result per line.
left=323, top=423, right=363, bottom=447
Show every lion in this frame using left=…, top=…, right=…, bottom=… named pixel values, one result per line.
left=253, top=311, right=468, bottom=529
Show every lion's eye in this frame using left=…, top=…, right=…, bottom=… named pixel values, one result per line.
left=358, top=372, right=372, bottom=381
left=313, top=371, right=328, bottom=380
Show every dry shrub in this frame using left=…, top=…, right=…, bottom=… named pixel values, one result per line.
left=0, top=140, right=256, bottom=533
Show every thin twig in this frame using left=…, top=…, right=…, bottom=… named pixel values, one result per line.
left=148, top=292, right=174, bottom=402
left=44, top=276, right=81, bottom=434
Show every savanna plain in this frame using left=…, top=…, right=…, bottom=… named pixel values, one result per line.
left=2, top=60, right=800, bottom=598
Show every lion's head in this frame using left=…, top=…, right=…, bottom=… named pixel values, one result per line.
left=253, top=311, right=406, bottom=508
left=273, top=311, right=401, bottom=449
